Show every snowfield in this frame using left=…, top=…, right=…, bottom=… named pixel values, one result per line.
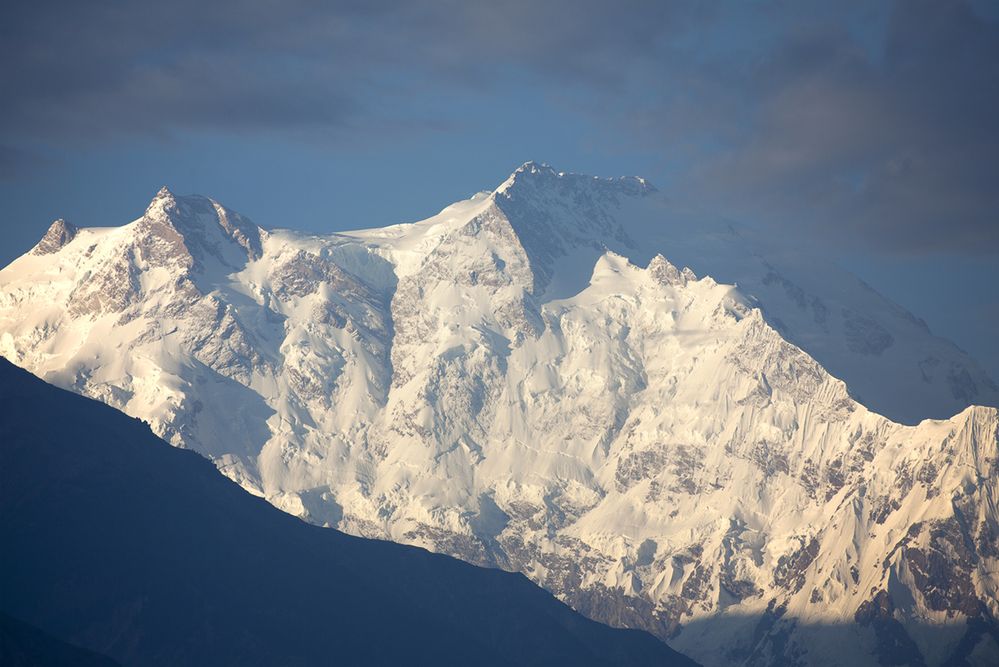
left=1, top=163, right=997, bottom=666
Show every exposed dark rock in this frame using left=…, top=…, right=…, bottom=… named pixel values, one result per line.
left=902, top=519, right=981, bottom=616
left=843, top=308, right=894, bottom=356
left=616, top=449, right=668, bottom=492
left=948, top=366, right=980, bottom=404
left=854, top=591, right=927, bottom=667
left=648, top=255, right=691, bottom=288
left=763, top=269, right=807, bottom=310
left=774, top=537, right=820, bottom=593
left=751, top=439, right=790, bottom=477
left=31, top=219, right=78, bottom=255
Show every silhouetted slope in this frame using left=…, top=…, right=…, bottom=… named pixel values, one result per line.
left=0, top=358, right=695, bottom=667
left=0, top=613, right=121, bottom=667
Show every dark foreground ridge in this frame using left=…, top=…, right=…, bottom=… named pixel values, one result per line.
left=0, top=613, right=121, bottom=667
left=0, top=358, right=695, bottom=667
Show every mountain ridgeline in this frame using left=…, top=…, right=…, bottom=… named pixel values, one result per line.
left=1, top=163, right=997, bottom=665
left=0, top=358, right=692, bottom=666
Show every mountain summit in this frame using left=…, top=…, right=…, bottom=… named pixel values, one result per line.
left=31, top=218, right=77, bottom=255
left=1, top=165, right=997, bottom=666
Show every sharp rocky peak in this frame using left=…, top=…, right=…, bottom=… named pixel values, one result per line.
left=32, top=218, right=78, bottom=255
left=647, top=254, right=696, bottom=287
left=144, top=185, right=203, bottom=222
left=138, top=187, right=263, bottom=264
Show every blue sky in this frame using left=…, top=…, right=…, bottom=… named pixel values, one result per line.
left=2, top=1, right=997, bottom=379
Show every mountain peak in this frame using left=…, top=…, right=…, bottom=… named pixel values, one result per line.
left=136, top=188, right=263, bottom=265
left=151, top=185, right=176, bottom=206
left=31, top=218, right=78, bottom=255
left=517, top=160, right=558, bottom=175
left=495, top=161, right=656, bottom=199
left=143, top=185, right=180, bottom=220
left=647, top=254, right=696, bottom=287
left=493, top=161, right=559, bottom=195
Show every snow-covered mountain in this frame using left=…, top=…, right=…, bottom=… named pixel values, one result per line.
left=1, top=163, right=997, bottom=666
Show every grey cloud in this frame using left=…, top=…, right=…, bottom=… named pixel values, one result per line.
left=2, top=1, right=996, bottom=254
left=0, top=1, right=681, bottom=141
left=1, top=2, right=382, bottom=141
left=653, top=1, right=999, bottom=255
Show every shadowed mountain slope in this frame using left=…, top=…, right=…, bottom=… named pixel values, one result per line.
left=0, top=613, right=121, bottom=667
left=0, top=358, right=694, bottom=667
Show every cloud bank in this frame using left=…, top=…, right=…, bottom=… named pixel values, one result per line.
left=2, top=0, right=996, bottom=254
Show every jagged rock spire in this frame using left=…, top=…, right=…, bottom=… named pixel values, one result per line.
left=32, top=218, right=78, bottom=255
left=145, top=185, right=178, bottom=217
left=647, top=254, right=696, bottom=287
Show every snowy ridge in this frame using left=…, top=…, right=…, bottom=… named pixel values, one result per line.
left=1, top=164, right=997, bottom=666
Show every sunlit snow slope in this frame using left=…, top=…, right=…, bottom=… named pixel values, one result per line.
left=1, top=163, right=997, bottom=666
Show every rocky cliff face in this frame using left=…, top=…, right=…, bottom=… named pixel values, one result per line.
left=31, top=219, right=78, bottom=256
left=1, top=163, right=997, bottom=666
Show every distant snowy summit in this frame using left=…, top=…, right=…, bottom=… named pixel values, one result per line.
left=1, top=163, right=997, bottom=666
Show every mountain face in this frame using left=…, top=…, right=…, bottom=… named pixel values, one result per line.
left=0, top=358, right=691, bottom=667
left=1, top=162, right=997, bottom=666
